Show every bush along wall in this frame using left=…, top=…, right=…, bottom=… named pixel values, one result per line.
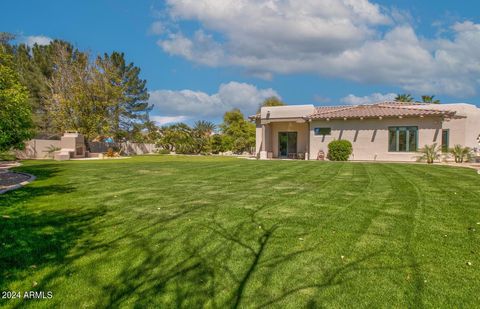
left=327, top=140, right=353, bottom=161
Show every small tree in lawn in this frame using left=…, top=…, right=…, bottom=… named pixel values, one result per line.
left=0, top=46, right=34, bottom=152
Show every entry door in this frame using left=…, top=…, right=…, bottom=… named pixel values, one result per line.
left=278, top=132, right=297, bottom=157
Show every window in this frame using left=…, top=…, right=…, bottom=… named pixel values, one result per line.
left=388, top=127, right=418, bottom=152
left=441, top=129, right=449, bottom=153
left=314, top=127, right=331, bottom=136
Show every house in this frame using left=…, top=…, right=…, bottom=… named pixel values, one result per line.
left=251, top=101, right=480, bottom=161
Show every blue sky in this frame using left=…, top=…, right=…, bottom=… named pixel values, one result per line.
left=2, top=0, right=480, bottom=124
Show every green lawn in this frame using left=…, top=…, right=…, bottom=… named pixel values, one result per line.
left=1, top=156, right=479, bottom=308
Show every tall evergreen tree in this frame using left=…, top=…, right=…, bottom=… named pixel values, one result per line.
left=96, top=52, right=151, bottom=141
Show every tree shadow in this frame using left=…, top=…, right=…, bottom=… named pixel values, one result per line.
left=87, top=203, right=320, bottom=308
left=86, top=202, right=218, bottom=308
left=1, top=162, right=73, bottom=207
left=13, top=163, right=62, bottom=181
left=0, top=207, right=103, bottom=290
left=257, top=251, right=383, bottom=308
left=0, top=161, right=426, bottom=307
left=0, top=163, right=98, bottom=293
left=0, top=184, right=75, bottom=207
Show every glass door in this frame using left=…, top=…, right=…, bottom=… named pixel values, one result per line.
left=278, top=132, right=297, bottom=158
left=279, top=132, right=288, bottom=157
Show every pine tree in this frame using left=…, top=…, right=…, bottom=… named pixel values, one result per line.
left=96, top=52, right=151, bottom=141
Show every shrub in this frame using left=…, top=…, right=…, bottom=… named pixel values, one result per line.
left=106, top=148, right=116, bottom=157
left=449, top=145, right=472, bottom=163
left=327, top=140, right=353, bottom=161
left=417, top=143, right=441, bottom=164
left=0, top=151, right=16, bottom=161
left=157, top=149, right=170, bottom=155
left=210, top=134, right=226, bottom=154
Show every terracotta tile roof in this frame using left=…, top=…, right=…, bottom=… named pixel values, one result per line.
left=249, top=101, right=458, bottom=121
left=309, top=102, right=456, bottom=120
left=375, top=101, right=429, bottom=106
left=314, top=105, right=353, bottom=112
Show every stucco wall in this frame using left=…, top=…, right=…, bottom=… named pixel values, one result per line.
left=269, top=122, right=309, bottom=158
left=88, top=142, right=157, bottom=155
left=15, top=139, right=62, bottom=159
left=260, top=105, right=314, bottom=119
left=464, top=107, right=480, bottom=148
left=15, top=139, right=157, bottom=159
left=447, top=106, right=480, bottom=148
left=412, top=103, right=480, bottom=148
left=309, top=117, right=443, bottom=161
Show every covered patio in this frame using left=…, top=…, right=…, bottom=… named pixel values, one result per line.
left=259, top=121, right=309, bottom=159
left=254, top=105, right=314, bottom=160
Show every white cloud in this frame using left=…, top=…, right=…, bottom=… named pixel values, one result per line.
left=159, top=30, right=224, bottom=66
left=23, top=35, right=52, bottom=47
left=149, top=81, right=279, bottom=119
left=149, top=21, right=165, bottom=35
left=154, top=1, right=480, bottom=97
left=150, top=115, right=189, bottom=125
left=160, top=0, right=389, bottom=62
left=341, top=92, right=397, bottom=105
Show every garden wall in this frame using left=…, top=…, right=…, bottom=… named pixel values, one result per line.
left=15, top=139, right=157, bottom=159
left=88, top=142, right=157, bottom=155
left=15, top=139, right=62, bottom=159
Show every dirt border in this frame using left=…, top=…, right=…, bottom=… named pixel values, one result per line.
left=0, top=172, right=36, bottom=194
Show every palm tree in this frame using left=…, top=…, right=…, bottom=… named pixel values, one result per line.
left=143, top=119, right=161, bottom=143
left=394, top=94, right=414, bottom=102
left=158, top=123, right=193, bottom=153
left=193, top=120, right=216, bottom=136
left=418, top=143, right=442, bottom=164
left=192, top=120, right=216, bottom=154
left=449, top=144, right=472, bottom=163
left=421, top=95, right=440, bottom=104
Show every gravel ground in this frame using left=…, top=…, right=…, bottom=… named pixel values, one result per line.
left=0, top=171, right=31, bottom=188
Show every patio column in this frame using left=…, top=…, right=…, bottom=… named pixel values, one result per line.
left=305, top=120, right=310, bottom=160
left=260, top=123, right=268, bottom=159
